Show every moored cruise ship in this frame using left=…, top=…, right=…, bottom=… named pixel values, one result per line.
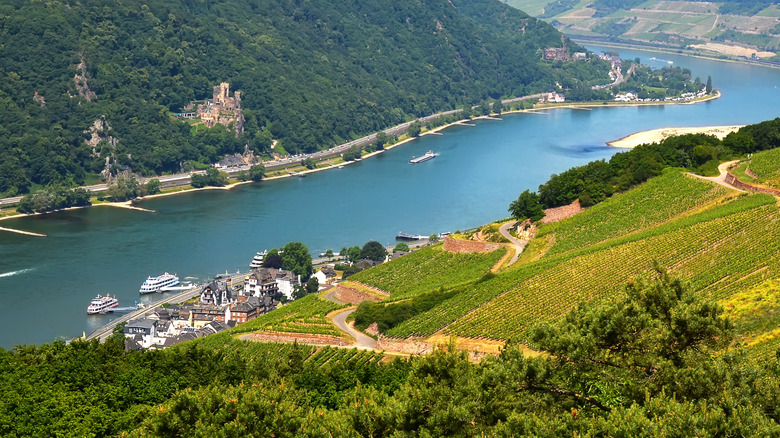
left=139, top=272, right=180, bottom=294
left=249, top=250, right=268, bottom=269
left=87, top=294, right=119, bottom=314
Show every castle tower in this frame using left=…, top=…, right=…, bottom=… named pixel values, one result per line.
left=213, top=85, right=221, bottom=104
left=220, top=82, right=229, bottom=102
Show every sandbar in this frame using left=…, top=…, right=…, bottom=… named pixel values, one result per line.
left=608, top=125, right=744, bottom=149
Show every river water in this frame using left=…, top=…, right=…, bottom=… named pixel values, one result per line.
left=1, top=46, right=779, bottom=348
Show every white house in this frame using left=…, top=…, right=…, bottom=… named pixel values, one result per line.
left=275, top=269, right=300, bottom=300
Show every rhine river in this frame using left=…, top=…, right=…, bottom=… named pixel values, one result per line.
left=1, top=46, right=779, bottom=348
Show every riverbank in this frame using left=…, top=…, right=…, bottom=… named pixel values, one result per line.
left=574, top=38, right=780, bottom=71
left=607, top=124, right=744, bottom=149
left=0, top=88, right=725, bottom=221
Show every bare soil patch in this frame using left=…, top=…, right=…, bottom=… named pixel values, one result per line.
left=690, top=42, right=775, bottom=58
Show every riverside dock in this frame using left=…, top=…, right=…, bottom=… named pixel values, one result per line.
left=83, top=272, right=252, bottom=343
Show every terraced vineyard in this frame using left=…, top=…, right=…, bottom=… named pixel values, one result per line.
left=384, top=271, right=537, bottom=338
left=304, top=346, right=383, bottom=368
left=193, top=335, right=383, bottom=369
left=446, top=196, right=780, bottom=340
left=539, top=170, right=729, bottom=256
left=191, top=333, right=317, bottom=362
left=348, top=245, right=505, bottom=300
left=237, top=295, right=346, bottom=337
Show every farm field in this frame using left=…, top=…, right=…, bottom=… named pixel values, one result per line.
left=505, top=0, right=549, bottom=16
left=348, top=245, right=505, bottom=301
left=508, top=0, right=780, bottom=58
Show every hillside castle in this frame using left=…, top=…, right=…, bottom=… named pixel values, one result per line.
left=178, top=82, right=245, bottom=137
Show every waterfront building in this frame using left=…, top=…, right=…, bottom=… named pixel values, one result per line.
left=200, top=281, right=234, bottom=306
left=275, top=269, right=299, bottom=300
left=243, top=269, right=279, bottom=297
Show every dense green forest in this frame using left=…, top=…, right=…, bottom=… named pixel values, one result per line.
left=0, top=0, right=612, bottom=197
left=2, top=270, right=780, bottom=436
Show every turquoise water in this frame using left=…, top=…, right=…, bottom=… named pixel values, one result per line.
left=1, top=47, right=779, bottom=348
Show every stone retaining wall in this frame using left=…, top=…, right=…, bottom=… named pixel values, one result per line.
left=725, top=172, right=780, bottom=196
left=241, top=331, right=344, bottom=346
left=541, top=200, right=584, bottom=224
left=443, top=236, right=503, bottom=254
left=376, top=335, right=435, bottom=355
left=333, top=285, right=384, bottom=304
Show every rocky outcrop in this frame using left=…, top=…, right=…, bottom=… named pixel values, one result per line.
left=73, top=55, right=97, bottom=102
left=376, top=335, right=434, bottom=355
left=540, top=200, right=584, bottom=224
left=32, top=91, right=46, bottom=107
left=84, top=117, right=118, bottom=179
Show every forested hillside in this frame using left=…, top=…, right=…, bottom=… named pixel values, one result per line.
left=0, top=0, right=610, bottom=196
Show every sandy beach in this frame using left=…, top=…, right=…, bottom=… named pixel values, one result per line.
left=607, top=125, right=744, bottom=149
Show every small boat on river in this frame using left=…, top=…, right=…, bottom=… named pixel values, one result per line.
left=396, top=232, right=427, bottom=241
left=410, top=150, right=437, bottom=164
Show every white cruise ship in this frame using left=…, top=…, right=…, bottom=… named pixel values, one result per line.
left=139, top=272, right=180, bottom=294
left=249, top=250, right=268, bottom=269
left=87, top=294, right=119, bottom=314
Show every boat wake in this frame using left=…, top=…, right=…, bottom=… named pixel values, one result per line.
left=0, top=268, right=33, bottom=278
left=649, top=57, right=673, bottom=65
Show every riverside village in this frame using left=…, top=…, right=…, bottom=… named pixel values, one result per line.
left=123, top=265, right=335, bottom=350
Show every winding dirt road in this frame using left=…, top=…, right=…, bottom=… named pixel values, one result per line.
left=692, top=160, right=745, bottom=192
left=324, top=289, right=377, bottom=349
